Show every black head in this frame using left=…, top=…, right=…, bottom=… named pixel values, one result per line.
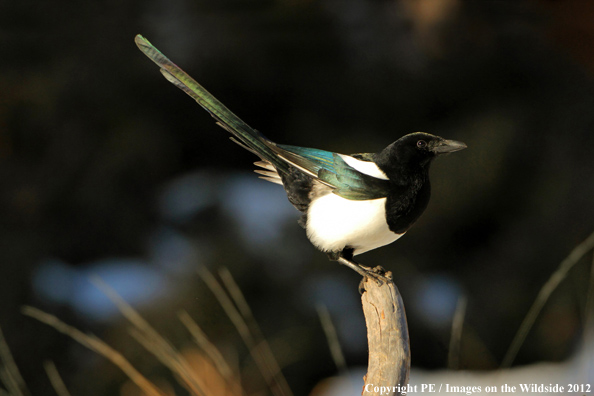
left=376, top=132, right=466, bottom=174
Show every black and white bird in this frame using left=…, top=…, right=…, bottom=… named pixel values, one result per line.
left=135, top=35, right=467, bottom=277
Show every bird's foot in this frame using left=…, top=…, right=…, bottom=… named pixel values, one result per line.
left=334, top=257, right=392, bottom=289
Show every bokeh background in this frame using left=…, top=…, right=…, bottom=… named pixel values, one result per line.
left=2, top=0, right=594, bottom=394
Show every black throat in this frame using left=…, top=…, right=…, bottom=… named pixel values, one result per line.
left=377, top=159, right=432, bottom=234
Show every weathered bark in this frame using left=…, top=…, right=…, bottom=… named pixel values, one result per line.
left=360, top=270, right=411, bottom=396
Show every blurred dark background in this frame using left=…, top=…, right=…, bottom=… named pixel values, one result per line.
left=2, top=0, right=594, bottom=394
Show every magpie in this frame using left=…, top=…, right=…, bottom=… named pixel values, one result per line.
left=135, top=35, right=466, bottom=278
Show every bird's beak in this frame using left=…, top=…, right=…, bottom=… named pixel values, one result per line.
left=432, top=139, right=467, bottom=154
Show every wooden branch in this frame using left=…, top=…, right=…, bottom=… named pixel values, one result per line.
left=360, top=268, right=411, bottom=396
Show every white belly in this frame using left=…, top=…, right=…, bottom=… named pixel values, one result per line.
left=306, top=194, right=404, bottom=255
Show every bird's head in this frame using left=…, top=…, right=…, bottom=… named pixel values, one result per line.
left=377, top=132, right=467, bottom=173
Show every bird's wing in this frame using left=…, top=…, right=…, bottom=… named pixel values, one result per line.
left=274, top=144, right=334, bottom=177
left=275, top=145, right=390, bottom=200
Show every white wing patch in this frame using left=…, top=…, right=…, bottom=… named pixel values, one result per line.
left=339, top=155, right=389, bottom=180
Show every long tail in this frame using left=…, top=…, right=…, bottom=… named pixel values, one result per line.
left=135, top=34, right=290, bottom=174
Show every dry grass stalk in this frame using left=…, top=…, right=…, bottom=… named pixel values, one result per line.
left=0, top=326, right=28, bottom=396
left=21, top=306, right=166, bottom=396
left=197, top=266, right=292, bottom=396
left=179, top=348, right=241, bottom=396
left=582, top=252, right=594, bottom=384
left=218, top=268, right=292, bottom=395
left=502, top=230, right=594, bottom=368
left=448, top=296, right=467, bottom=370
left=177, top=311, right=242, bottom=395
left=43, top=361, right=72, bottom=396
left=316, top=304, right=348, bottom=376
left=90, top=278, right=208, bottom=396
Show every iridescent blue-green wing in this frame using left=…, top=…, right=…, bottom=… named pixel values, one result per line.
left=319, top=154, right=389, bottom=200
left=275, top=145, right=389, bottom=200
left=275, top=144, right=334, bottom=175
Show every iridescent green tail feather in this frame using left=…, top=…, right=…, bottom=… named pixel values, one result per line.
left=134, top=34, right=289, bottom=173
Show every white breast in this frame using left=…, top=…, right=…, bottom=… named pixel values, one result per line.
left=306, top=193, right=404, bottom=255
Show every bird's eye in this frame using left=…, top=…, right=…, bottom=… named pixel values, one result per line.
left=417, top=140, right=427, bottom=149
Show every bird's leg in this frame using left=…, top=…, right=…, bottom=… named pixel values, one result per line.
left=336, top=256, right=373, bottom=278
left=328, top=249, right=391, bottom=286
